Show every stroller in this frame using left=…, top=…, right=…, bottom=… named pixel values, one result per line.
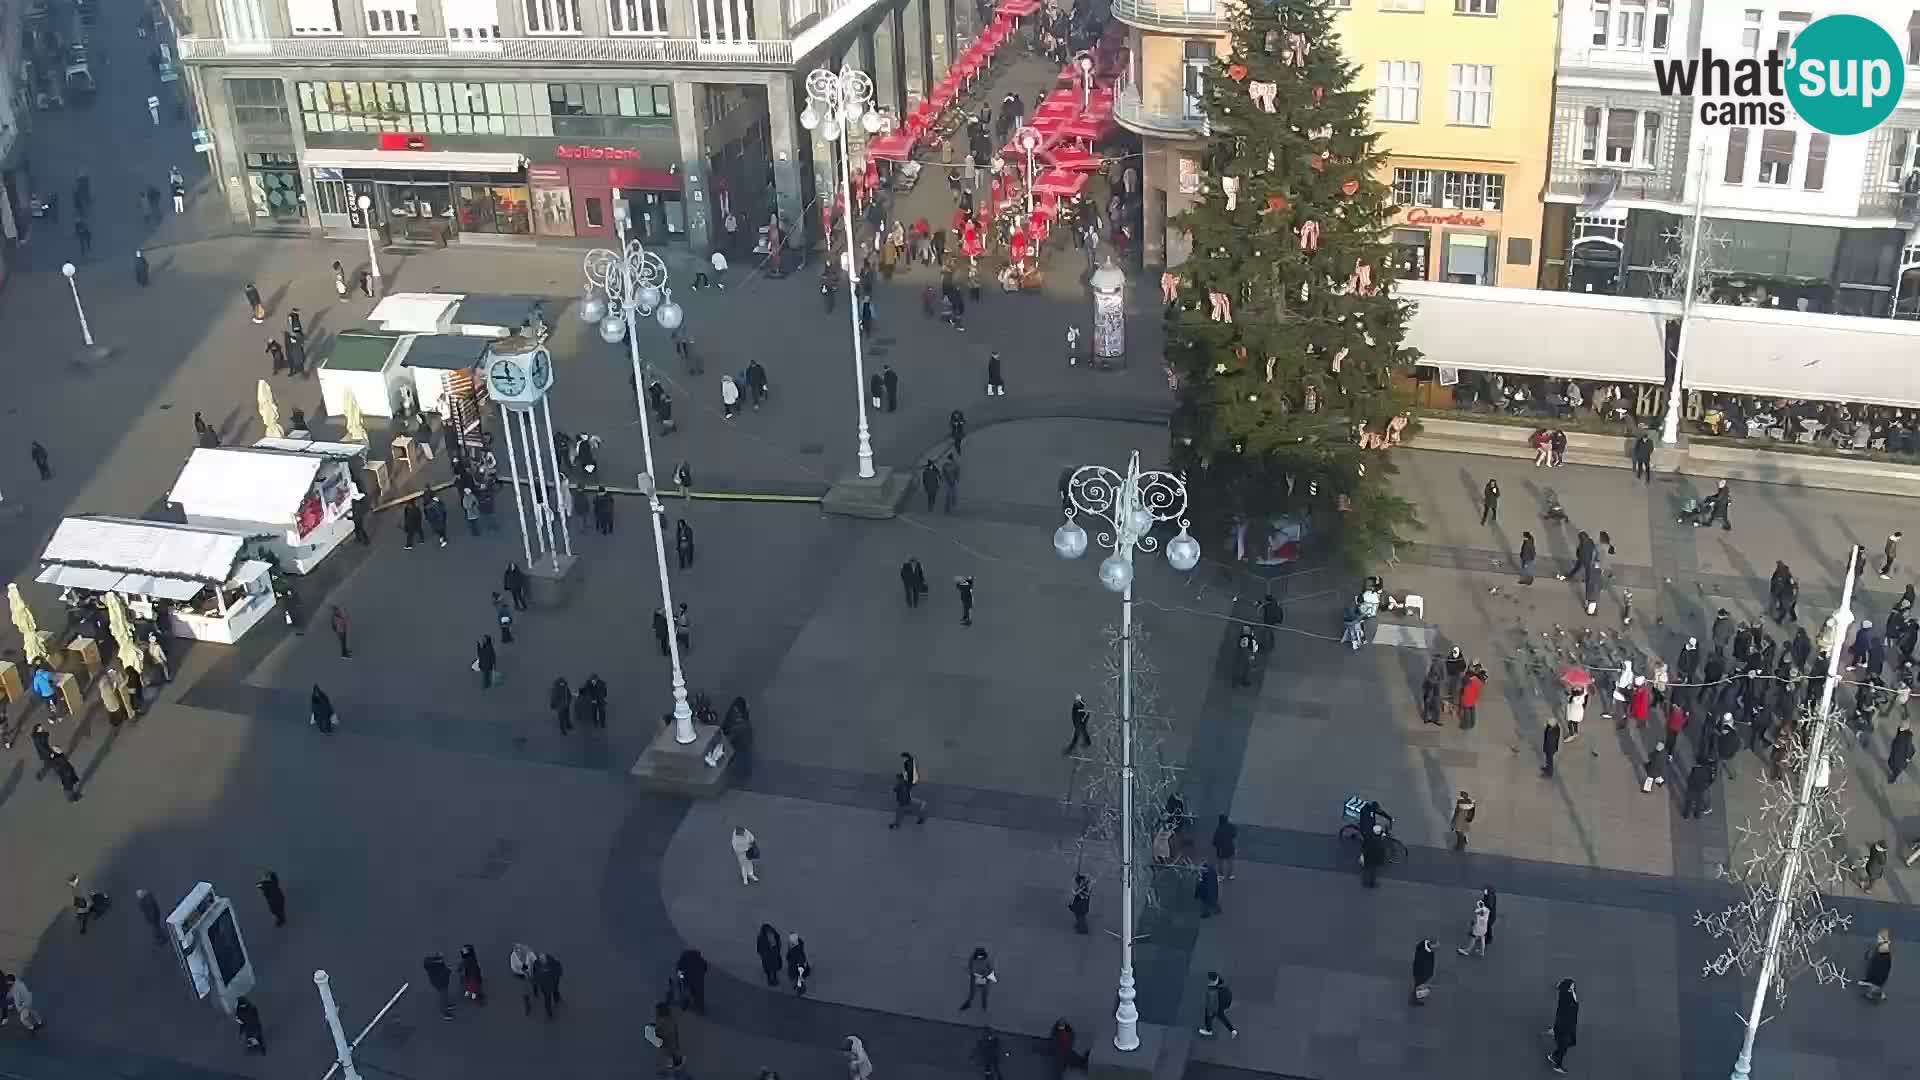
left=1677, top=493, right=1714, bottom=527
left=1543, top=489, right=1569, bottom=524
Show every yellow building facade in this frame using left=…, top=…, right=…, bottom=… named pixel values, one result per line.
left=1115, top=0, right=1557, bottom=290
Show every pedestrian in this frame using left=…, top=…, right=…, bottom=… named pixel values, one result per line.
left=1716, top=718, right=1742, bottom=779
left=310, top=684, right=336, bottom=733
left=1360, top=824, right=1387, bottom=888
left=529, top=952, right=564, bottom=1019
left=549, top=677, right=572, bottom=734
left=1518, top=530, right=1536, bottom=584
left=1628, top=676, right=1652, bottom=727
left=1540, top=718, right=1562, bottom=777
left=1458, top=663, right=1485, bottom=729
left=329, top=604, right=351, bottom=658
left=133, top=248, right=150, bottom=286
left=359, top=269, right=375, bottom=298
left=1545, top=979, right=1579, bottom=1073
left=1062, top=693, right=1091, bottom=753
left=401, top=498, right=424, bottom=549
left=674, top=601, right=692, bottom=653
left=1457, top=895, right=1491, bottom=957
left=31, top=441, right=50, bottom=480
left=1067, top=874, right=1091, bottom=934
left=890, top=768, right=928, bottom=827
left=950, top=409, right=967, bottom=453
left=235, top=996, right=266, bottom=1054
left=1706, top=478, right=1733, bottom=531
left=673, top=460, right=692, bottom=499
left=1211, top=814, right=1237, bottom=878
left=901, top=559, right=924, bottom=609
left=1480, top=479, right=1499, bottom=524
left=746, top=359, right=768, bottom=409
left=459, top=944, right=486, bottom=1005
left=1632, top=429, right=1653, bottom=481
left=1859, top=929, right=1893, bottom=1002
left=48, top=750, right=80, bottom=801
left=1449, top=790, right=1476, bottom=851
left=1564, top=685, right=1586, bottom=742
left=1194, top=860, right=1222, bottom=917
left=846, top=1035, right=874, bottom=1080
left=1892, top=721, right=1916, bottom=782
left=1861, top=840, right=1888, bottom=890
left=462, top=487, right=481, bottom=536
left=592, top=488, right=614, bottom=535
left=986, top=350, right=1005, bottom=395
left=476, top=635, right=497, bottom=689
left=756, top=923, right=784, bottom=986
left=1194, top=970, right=1238, bottom=1035
left=959, top=947, right=996, bottom=1011
left=73, top=218, right=91, bottom=255
left=1550, top=428, right=1568, bottom=467
left=1885, top=532, right=1904, bottom=578
left=882, top=364, right=899, bottom=411
left=582, top=673, right=608, bottom=727
left=1681, top=758, right=1716, bottom=818
left=731, top=824, right=760, bottom=884
left=721, top=373, right=741, bottom=419
left=785, top=932, right=811, bottom=996
left=424, top=953, right=454, bottom=1020
left=941, top=455, right=960, bottom=513
left=654, top=609, right=671, bottom=657
left=1409, top=939, right=1436, bottom=1005
left=675, top=519, right=695, bottom=569
left=676, top=948, right=709, bottom=1014
left=921, top=459, right=941, bottom=512
left=333, top=261, right=349, bottom=302
left=423, top=494, right=449, bottom=547
left=245, top=282, right=265, bottom=323
left=256, top=871, right=287, bottom=927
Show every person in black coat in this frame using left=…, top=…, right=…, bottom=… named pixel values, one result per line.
left=921, top=460, right=942, bottom=512
left=675, top=519, right=695, bottom=569
left=582, top=674, right=608, bottom=728
left=310, top=685, right=335, bottom=734
left=424, top=953, right=454, bottom=1019
left=1547, top=979, right=1579, bottom=1071
left=1409, top=939, right=1436, bottom=1004
left=654, top=609, right=671, bottom=656
left=549, top=678, right=573, bottom=734
left=1631, top=430, right=1653, bottom=482
left=675, top=948, right=709, bottom=1013
left=785, top=932, right=811, bottom=996
left=1420, top=658, right=1444, bottom=726
left=476, top=636, right=497, bottom=689
left=1480, top=479, right=1499, bottom=525
left=503, top=563, right=529, bottom=610
left=756, top=923, right=783, bottom=986
left=235, top=996, right=267, bottom=1054
left=1890, top=722, right=1916, bottom=783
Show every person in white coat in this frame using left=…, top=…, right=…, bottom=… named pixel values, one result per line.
left=1456, top=896, right=1491, bottom=957
left=1564, top=686, right=1587, bottom=743
left=2, top=971, right=42, bottom=1031
left=845, top=1035, right=873, bottom=1080
left=731, top=825, right=759, bottom=884
left=721, top=375, right=741, bottom=420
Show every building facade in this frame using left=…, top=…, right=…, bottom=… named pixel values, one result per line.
left=1116, top=0, right=1556, bottom=287
left=176, top=0, right=978, bottom=250
left=1544, top=0, right=1920, bottom=319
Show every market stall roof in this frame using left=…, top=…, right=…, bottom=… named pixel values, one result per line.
left=448, top=294, right=545, bottom=335
left=1031, top=168, right=1090, bottom=196
left=1397, top=278, right=1678, bottom=384
left=367, top=293, right=462, bottom=334
left=866, top=131, right=915, bottom=162
left=320, top=330, right=404, bottom=373
left=168, top=448, right=326, bottom=527
left=254, top=437, right=369, bottom=460
left=399, top=333, right=493, bottom=370
left=40, top=516, right=250, bottom=590
left=1683, top=305, right=1920, bottom=407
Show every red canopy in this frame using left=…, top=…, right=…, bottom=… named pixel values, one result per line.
left=866, top=131, right=914, bottom=162
left=1058, top=114, right=1111, bottom=142
left=997, top=0, right=1040, bottom=14
left=1031, top=168, right=1089, bottom=196
left=1046, top=144, right=1100, bottom=171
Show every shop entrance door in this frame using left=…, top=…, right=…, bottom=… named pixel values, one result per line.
left=574, top=185, right=611, bottom=239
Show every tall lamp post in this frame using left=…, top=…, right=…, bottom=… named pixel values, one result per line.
left=60, top=262, right=95, bottom=347
left=1016, top=125, right=1042, bottom=218
left=1052, top=450, right=1201, bottom=1052
left=1661, top=141, right=1708, bottom=446
left=579, top=213, right=697, bottom=743
left=800, top=67, right=883, bottom=481
left=314, top=970, right=364, bottom=1080
left=356, top=194, right=383, bottom=296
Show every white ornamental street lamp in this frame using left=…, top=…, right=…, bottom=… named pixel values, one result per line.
left=1662, top=141, right=1709, bottom=446
left=1053, top=450, right=1200, bottom=1053
left=61, top=262, right=95, bottom=347
left=800, top=66, right=883, bottom=481
left=355, top=194, right=382, bottom=296
left=313, top=970, right=364, bottom=1080
left=1016, top=125, right=1042, bottom=219
left=581, top=213, right=697, bottom=744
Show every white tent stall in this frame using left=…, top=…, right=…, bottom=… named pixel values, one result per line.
left=38, top=516, right=276, bottom=644
left=167, top=447, right=361, bottom=575
left=317, top=330, right=407, bottom=419
left=367, top=292, right=548, bottom=339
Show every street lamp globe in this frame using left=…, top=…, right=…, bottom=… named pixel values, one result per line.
left=61, top=262, right=75, bottom=278
left=599, top=313, right=626, bottom=344
left=861, top=109, right=883, bottom=134
left=1127, top=506, right=1154, bottom=537
left=1098, top=553, right=1134, bottom=593
left=1166, top=530, right=1201, bottom=572
left=356, top=194, right=371, bottom=211
left=638, top=283, right=663, bottom=311
left=577, top=289, right=608, bottom=324
left=655, top=296, right=684, bottom=331
left=1054, top=519, right=1089, bottom=560
left=799, top=105, right=821, bottom=131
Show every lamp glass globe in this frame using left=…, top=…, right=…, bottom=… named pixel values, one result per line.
left=637, top=284, right=662, bottom=310
left=1166, top=531, right=1201, bottom=572
left=800, top=105, right=820, bottom=130
left=861, top=110, right=883, bottom=133
left=1054, top=520, right=1089, bottom=560
left=822, top=118, right=843, bottom=141
left=845, top=99, right=864, bottom=122
left=61, top=262, right=76, bottom=277
left=655, top=301, right=684, bottom=331
left=1127, top=505, right=1155, bottom=537
left=577, top=290, right=607, bottom=323
left=1098, top=553, right=1134, bottom=593
left=599, top=313, right=626, bottom=344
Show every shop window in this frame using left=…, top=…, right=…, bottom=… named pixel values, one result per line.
left=533, top=185, right=574, bottom=236
left=1442, top=232, right=1493, bottom=285
left=311, top=176, right=350, bottom=217
left=244, top=153, right=302, bottom=221
left=1805, top=133, right=1829, bottom=191
left=458, top=184, right=531, bottom=234
left=1391, top=228, right=1430, bottom=280
left=228, top=78, right=289, bottom=131
left=583, top=196, right=605, bottom=229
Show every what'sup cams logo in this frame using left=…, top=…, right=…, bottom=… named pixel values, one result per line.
left=1653, top=13, right=1904, bottom=136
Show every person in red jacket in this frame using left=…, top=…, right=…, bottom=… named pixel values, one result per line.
left=1626, top=676, right=1652, bottom=728
left=1665, top=702, right=1688, bottom=743
left=1458, top=664, right=1487, bottom=730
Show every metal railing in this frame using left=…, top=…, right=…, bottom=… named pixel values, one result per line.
left=1112, top=85, right=1207, bottom=138
left=1860, top=188, right=1920, bottom=224
left=1546, top=162, right=1681, bottom=203
left=177, top=33, right=794, bottom=65
left=1109, top=0, right=1232, bottom=31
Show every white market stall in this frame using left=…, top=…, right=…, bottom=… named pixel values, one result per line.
left=167, top=447, right=361, bottom=575
left=366, top=292, right=548, bottom=339
left=38, top=516, right=276, bottom=644
left=397, top=333, right=492, bottom=418
left=317, top=330, right=407, bottom=420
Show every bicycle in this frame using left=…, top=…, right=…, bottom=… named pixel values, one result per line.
left=1337, top=796, right=1408, bottom=866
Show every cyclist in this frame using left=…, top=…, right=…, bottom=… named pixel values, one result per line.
left=1358, top=799, right=1394, bottom=838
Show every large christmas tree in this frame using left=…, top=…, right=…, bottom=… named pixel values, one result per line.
left=1166, top=0, right=1420, bottom=568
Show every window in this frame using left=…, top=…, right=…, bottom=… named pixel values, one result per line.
left=298, top=79, right=671, bottom=137
left=1182, top=40, right=1210, bottom=118
left=366, top=0, right=418, bottom=33
left=443, top=0, right=500, bottom=39
left=1742, top=9, right=1761, bottom=56
left=1581, top=107, right=1661, bottom=168
left=694, top=0, right=755, bottom=42
left=1392, top=167, right=1435, bottom=206
left=1909, top=11, right=1920, bottom=66
left=228, top=78, right=289, bottom=130
left=286, top=0, right=341, bottom=34
left=609, top=0, right=666, bottom=32
left=1454, top=0, right=1494, bottom=13
left=1724, top=127, right=1749, bottom=183
left=1776, top=11, right=1809, bottom=56
left=1758, top=129, right=1796, bottom=185
left=1442, top=232, right=1494, bottom=285
left=1579, top=106, right=1600, bottom=162
left=1641, top=110, right=1661, bottom=166
left=1379, top=0, right=1423, bottom=10
left=1804, top=133, right=1829, bottom=191
left=524, top=0, right=581, bottom=33
left=1374, top=60, right=1420, bottom=123
left=1184, top=0, right=1213, bottom=15
left=1614, top=0, right=1644, bottom=48
left=1652, top=0, right=1670, bottom=49
left=1326, top=0, right=1350, bottom=6
left=1604, top=109, right=1637, bottom=163
left=1447, top=64, right=1492, bottom=126
left=1887, top=129, right=1918, bottom=185
left=1394, top=168, right=1503, bottom=209
left=218, top=0, right=267, bottom=43
left=1591, top=0, right=1608, bottom=46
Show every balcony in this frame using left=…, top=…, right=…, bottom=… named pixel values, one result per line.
left=177, top=33, right=794, bottom=67
left=1113, top=85, right=1207, bottom=139
left=1860, top=188, right=1920, bottom=226
left=1547, top=162, right=1681, bottom=205
left=1555, top=46, right=1671, bottom=81
left=1110, top=0, right=1232, bottom=33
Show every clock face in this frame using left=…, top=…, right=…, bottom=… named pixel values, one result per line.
left=488, top=358, right=528, bottom=400
left=529, top=349, right=552, bottom=393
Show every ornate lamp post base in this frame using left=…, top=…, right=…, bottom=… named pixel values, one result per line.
left=822, top=465, right=911, bottom=519
left=518, top=550, right=582, bottom=608
left=629, top=720, right=732, bottom=797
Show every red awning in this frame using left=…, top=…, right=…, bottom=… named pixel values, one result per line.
left=997, top=0, right=1040, bottom=14
left=1058, top=114, right=1111, bottom=142
left=1031, top=168, right=1089, bottom=196
left=1045, top=144, right=1100, bottom=171
left=866, top=131, right=914, bottom=162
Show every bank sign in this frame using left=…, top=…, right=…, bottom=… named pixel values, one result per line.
left=1652, top=14, right=1904, bottom=136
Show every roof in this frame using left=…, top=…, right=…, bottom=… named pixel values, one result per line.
left=402, top=333, right=493, bottom=370
left=320, top=331, right=403, bottom=373
left=253, top=437, right=369, bottom=461
left=41, top=516, right=249, bottom=584
left=167, top=448, right=325, bottom=525
left=368, top=293, right=462, bottom=333
left=449, top=294, right=544, bottom=331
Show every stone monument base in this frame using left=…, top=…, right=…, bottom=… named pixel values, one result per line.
left=523, top=552, right=580, bottom=608
left=629, top=721, right=732, bottom=797
left=1089, top=1022, right=1186, bottom=1080
left=822, top=465, right=910, bottom=519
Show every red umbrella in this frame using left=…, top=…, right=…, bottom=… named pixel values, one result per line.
left=1046, top=145, right=1099, bottom=172
left=866, top=132, right=913, bottom=162
left=1030, top=168, right=1088, bottom=197
left=1058, top=114, right=1110, bottom=142
left=1558, top=667, right=1593, bottom=690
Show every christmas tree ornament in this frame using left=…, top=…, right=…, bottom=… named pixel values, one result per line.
left=1282, top=33, right=1308, bottom=66
left=1209, top=290, right=1234, bottom=322
left=1330, top=347, right=1348, bottom=373
left=1313, top=85, right=1325, bottom=105
left=1228, top=63, right=1249, bottom=82
left=1221, top=175, right=1241, bottom=211
left=1233, top=344, right=1249, bottom=367
left=1341, top=178, right=1359, bottom=197
left=1248, top=81, right=1278, bottom=112
left=1297, top=219, right=1321, bottom=251
left=1265, top=356, right=1278, bottom=382
left=1267, top=151, right=1277, bottom=171
left=1161, top=272, right=1181, bottom=304
left=1264, top=193, right=1288, bottom=215
left=1215, top=363, right=1230, bottom=374
left=1264, top=29, right=1280, bottom=53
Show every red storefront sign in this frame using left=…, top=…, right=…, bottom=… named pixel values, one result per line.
left=555, top=145, right=640, bottom=161
left=1405, top=208, right=1488, bottom=227
left=377, top=132, right=431, bottom=152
